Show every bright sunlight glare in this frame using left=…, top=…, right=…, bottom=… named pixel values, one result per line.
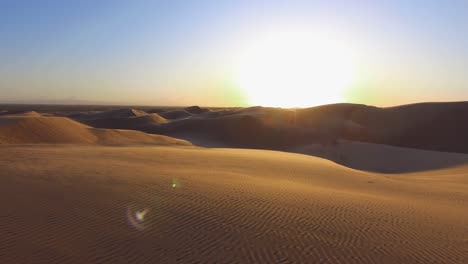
left=234, top=29, right=356, bottom=108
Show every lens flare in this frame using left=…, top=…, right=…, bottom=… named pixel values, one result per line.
left=171, top=179, right=181, bottom=188
left=127, top=207, right=150, bottom=231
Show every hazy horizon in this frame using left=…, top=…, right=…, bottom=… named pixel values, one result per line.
left=2, top=0, right=468, bottom=107
left=2, top=98, right=468, bottom=109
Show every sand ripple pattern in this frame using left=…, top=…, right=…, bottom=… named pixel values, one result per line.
left=0, top=146, right=466, bottom=263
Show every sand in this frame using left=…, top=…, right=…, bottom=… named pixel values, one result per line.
left=28, top=102, right=466, bottom=154
left=82, top=114, right=168, bottom=130
left=77, top=108, right=148, bottom=119
left=0, top=104, right=467, bottom=263
left=0, top=116, right=189, bottom=146
left=0, top=145, right=466, bottom=263
left=0, top=110, right=43, bottom=117
left=159, top=110, right=193, bottom=120
left=291, top=140, right=468, bottom=173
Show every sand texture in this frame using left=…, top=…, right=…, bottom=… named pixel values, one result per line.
left=0, top=145, right=466, bottom=263
left=0, top=104, right=467, bottom=263
left=0, top=116, right=189, bottom=146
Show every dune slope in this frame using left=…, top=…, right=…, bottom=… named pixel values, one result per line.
left=60, top=102, right=468, bottom=154
left=84, top=108, right=148, bottom=119
left=0, top=110, right=43, bottom=117
left=0, top=146, right=466, bottom=263
left=296, top=101, right=468, bottom=153
left=82, top=113, right=168, bottom=129
left=0, top=116, right=190, bottom=146
left=291, top=140, right=468, bottom=173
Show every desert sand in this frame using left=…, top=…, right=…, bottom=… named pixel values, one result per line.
left=0, top=105, right=467, bottom=263
left=0, top=116, right=188, bottom=146
left=0, top=145, right=466, bottom=263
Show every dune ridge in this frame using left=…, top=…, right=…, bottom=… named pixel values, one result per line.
left=45, top=102, right=468, bottom=155
left=0, top=110, right=43, bottom=117
left=0, top=116, right=190, bottom=146
left=70, top=108, right=148, bottom=120
left=3, top=104, right=468, bottom=173
left=82, top=113, right=168, bottom=129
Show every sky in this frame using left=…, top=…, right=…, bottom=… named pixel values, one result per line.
left=1, top=0, right=468, bottom=107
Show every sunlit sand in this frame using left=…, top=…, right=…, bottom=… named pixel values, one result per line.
left=0, top=104, right=466, bottom=263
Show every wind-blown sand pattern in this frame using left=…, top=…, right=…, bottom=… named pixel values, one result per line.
left=0, top=105, right=467, bottom=263
left=0, top=145, right=466, bottom=263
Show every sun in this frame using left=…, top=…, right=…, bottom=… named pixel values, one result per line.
left=234, top=29, right=356, bottom=108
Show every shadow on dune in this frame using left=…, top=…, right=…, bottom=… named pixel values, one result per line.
left=289, top=141, right=468, bottom=174
left=60, top=102, right=468, bottom=173
left=295, top=101, right=468, bottom=154
left=145, top=114, right=323, bottom=150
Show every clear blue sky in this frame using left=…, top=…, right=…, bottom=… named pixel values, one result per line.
left=1, top=0, right=467, bottom=106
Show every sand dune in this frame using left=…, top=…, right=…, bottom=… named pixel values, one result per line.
left=6, top=103, right=466, bottom=171
left=159, top=110, right=193, bottom=119
left=0, top=110, right=43, bottom=117
left=225, top=102, right=468, bottom=154
left=295, top=101, right=468, bottom=153
left=147, top=114, right=316, bottom=149
left=82, top=113, right=168, bottom=129
left=154, top=102, right=468, bottom=154
left=135, top=113, right=168, bottom=124
left=0, top=116, right=189, bottom=146
left=39, top=103, right=466, bottom=171
left=0, top=145, right=466, bottom=263
left=71, top=108, right=148, bottom=120
left=1, top=103, right=467, bottom=263
left=291, top=140, right=468, bottom=173
left=146, top=108, right=166, bottom=114
left=184, top=105, right=210, bottom=114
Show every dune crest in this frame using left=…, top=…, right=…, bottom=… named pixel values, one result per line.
left=71, top=108, right=148, bottom=120
left=81, top=113, right=168, bottom=129
left=0, top=110, right=43, bottom=117
left=0, top=116, right=190, bottom=146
